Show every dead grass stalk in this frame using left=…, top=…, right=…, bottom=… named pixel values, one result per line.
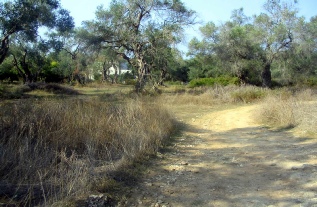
left=0, top=97, right=175, bottom=205
left=258, top=88, right=317, bottom=136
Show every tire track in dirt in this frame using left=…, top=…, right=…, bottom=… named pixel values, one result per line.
left=124, top=104, right=317, bottom=207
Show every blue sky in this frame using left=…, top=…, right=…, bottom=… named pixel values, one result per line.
left=60, top=0, right=316, bottom=50
left=60, top=0, right=316, bottom=26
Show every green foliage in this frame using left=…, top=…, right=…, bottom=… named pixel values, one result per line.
left=301, top=77, right=317, bottom=87
left=93, top=73, right=102, bottom=81
left=0, top=58, right=19, bottom=82
left=186, top=1, right=311, bottom=88
left=0, top=84, right=5, bottom=96
left=123, top=79, right=136, bottom=85
left=118, top=72, right=135, bottom=83
left=169, top=65, right=189, bottom=82
left=165, top=81, right=185, bottom=85
left=79, top=0, right=196, bottom=91
left=0, top=0, right=74, bottom=64
left=188, top=77, right=239, bottom=88
left=40, top=61, right=67, bottom=83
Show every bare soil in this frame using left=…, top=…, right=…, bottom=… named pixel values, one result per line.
left=123, top=104, right=317, bottom=207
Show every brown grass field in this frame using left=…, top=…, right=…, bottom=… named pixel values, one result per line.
left=0, top=83, right=316, bottom=206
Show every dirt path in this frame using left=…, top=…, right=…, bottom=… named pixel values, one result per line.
left=124, top=104, right=317, bottom=207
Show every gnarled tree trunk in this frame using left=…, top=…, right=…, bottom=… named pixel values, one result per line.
left=0, top=36, right=9, bottom=65
left=135, top=56, right=148, bottom=93
left=262, top=62, right=272, bottom=88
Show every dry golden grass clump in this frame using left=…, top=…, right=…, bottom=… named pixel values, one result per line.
left=159, top=85, right=268, bottom=106
left=0, top=97, right=176, bottom=205
left=258, top=88, right=317, bottom=136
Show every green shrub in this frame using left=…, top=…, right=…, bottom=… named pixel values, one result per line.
left=165, top=81, right=185, bottom=86
left=188, top=77, right=239, bottom=88
left=0, top=84, right=5, bottom=95
left=304, top=77, right=317, bottom=87
left=93, top=73, right=103, bottom=81
left=124, top=79, right=137, bottom=85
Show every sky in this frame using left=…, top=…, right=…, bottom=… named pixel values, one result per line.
left=59, top=0, right=317, bottom=50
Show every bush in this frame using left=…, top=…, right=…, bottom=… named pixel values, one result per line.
left=165, top=80, right=185, bottom=86
left=303, top=77, right=317, bottom=87
left=188, top=76, right=239, bottom=88
left=124, top=79, right=137, bottom=85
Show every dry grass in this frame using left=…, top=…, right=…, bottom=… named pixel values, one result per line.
left=27, top=83, right=81, bottom=95
left=158, top=85, right=268, bottom=106
left=0, top=97, right=176, bottom=205
left=0, top=83, right=81, bottom=99
left=258, top=88, right=317, bottom=137
left=161, top=85, right=317, bottom=138
left=1, top=82, right=316, bottom=205
left=76, top=84, right=133, bottom=96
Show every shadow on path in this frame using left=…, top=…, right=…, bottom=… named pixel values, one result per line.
left=126, top=106, right=317, bottom=207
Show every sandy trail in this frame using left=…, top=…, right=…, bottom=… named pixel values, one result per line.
left=125, top=104, right=317, bottom=207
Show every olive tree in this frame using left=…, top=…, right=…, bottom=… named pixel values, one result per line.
left=10, top=38, right=51, bottom=83
left=187, top=10, right=261, bottom=84
left=252, top=0, right=299, bottom=87
left=283, top=15, right=317, bottom=82
left=78, top=0, right=196, bottom=91
left=187, top=22, right=221, bottom=80
left=215, top=20, right=263, bottom=85
left=0, top=0, right=74, bottom=65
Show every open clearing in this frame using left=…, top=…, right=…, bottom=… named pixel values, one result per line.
left=124, top=103, right=317, bottom=207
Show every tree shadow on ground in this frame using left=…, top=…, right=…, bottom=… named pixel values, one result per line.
left=127, top=123, right=317, bottom=207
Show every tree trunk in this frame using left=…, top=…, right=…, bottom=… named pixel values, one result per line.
left=12, top=53, right=34, bottom=83
left=102, top=62, right=109, bottom=82
left=262, top=63, right=272, bottom=88
left=135, top=58, right=147, bottom=93
left=23, top=65, right=34, bottom=83
left=135, top=69, right=146, bottom=93
left=0, top=36, right=10, bottom=65
left=237, top=69, right=248, bottom=85
left=112, top=63, right=118, bottom=84
left=158, top=66, right=167, bottom=86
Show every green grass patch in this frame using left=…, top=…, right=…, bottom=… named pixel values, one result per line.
left=188, top=76, right=239, bottom=88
